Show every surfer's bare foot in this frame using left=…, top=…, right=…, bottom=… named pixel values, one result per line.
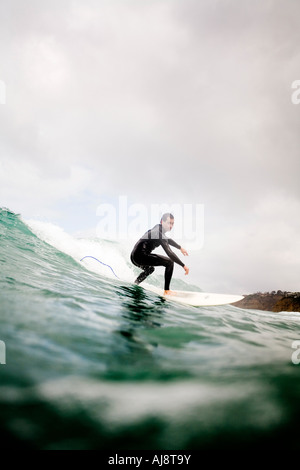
left=164, top=290, right=176, bottom=296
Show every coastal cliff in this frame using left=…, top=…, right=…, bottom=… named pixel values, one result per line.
left=234, top=291, right=300, bottom=312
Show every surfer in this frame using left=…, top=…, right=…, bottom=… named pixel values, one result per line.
left=130, top=213, right=189, bottom=295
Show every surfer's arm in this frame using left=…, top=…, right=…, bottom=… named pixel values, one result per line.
left=167, top=238, right=181, bottom=249
left=161, top=240, right=185, bottom=267
left=167, top=238, right=188, bottom=257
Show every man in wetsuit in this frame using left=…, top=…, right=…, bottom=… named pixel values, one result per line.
left=130, top=213, right=189, bottom=295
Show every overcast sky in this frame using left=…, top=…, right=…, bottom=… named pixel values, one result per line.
left=1, top=0, right=300, bottom=293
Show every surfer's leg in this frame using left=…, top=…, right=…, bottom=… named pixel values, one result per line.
left=163, top=258, right=174, bottom=291
left=134, top=265, right=155, bottom=285
left=133, top=254, right=174, bottom=290
left=145, top=254, right=174, bottom=290
left=131, top=252, right=154, bottom=285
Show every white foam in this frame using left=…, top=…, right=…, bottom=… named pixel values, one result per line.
left=24, top=219, right=135, bottom=282
left=33, top=376, right=282, bottom=430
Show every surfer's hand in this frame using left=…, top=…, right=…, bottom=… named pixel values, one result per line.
left=181, top=247, right=188, bottom=256
left=183, top=265, right=189, bottom=275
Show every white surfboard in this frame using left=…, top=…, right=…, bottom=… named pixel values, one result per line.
left=79, top=255, right=243, bottom=307
left=143, top=285, right=244, bottom=307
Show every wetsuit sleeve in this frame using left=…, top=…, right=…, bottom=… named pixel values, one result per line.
left=167, top=238, right=181, bottom=250
left=161, top=240, right=185, bottom=267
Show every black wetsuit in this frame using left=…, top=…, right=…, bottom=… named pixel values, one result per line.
left=130, top=224, right=185, bottom=290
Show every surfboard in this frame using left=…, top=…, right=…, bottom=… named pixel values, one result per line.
left=142, top=285, right=244, bottom=307
left=79, top=255, right=244, bottom=307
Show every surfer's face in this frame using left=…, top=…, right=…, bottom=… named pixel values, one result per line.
left=162, top=217, right=174, bottom=232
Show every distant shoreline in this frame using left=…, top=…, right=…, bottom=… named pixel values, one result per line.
left=234, top=291, right=300, bottom=312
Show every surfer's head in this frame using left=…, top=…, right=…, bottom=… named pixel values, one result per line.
left=160, top=213, right=174, bottom=232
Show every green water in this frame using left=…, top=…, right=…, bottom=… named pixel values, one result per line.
left=0, top=208, right=300, bottom=449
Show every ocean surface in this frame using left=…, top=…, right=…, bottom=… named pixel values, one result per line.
left=1, top=207, right=300, bottom=450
